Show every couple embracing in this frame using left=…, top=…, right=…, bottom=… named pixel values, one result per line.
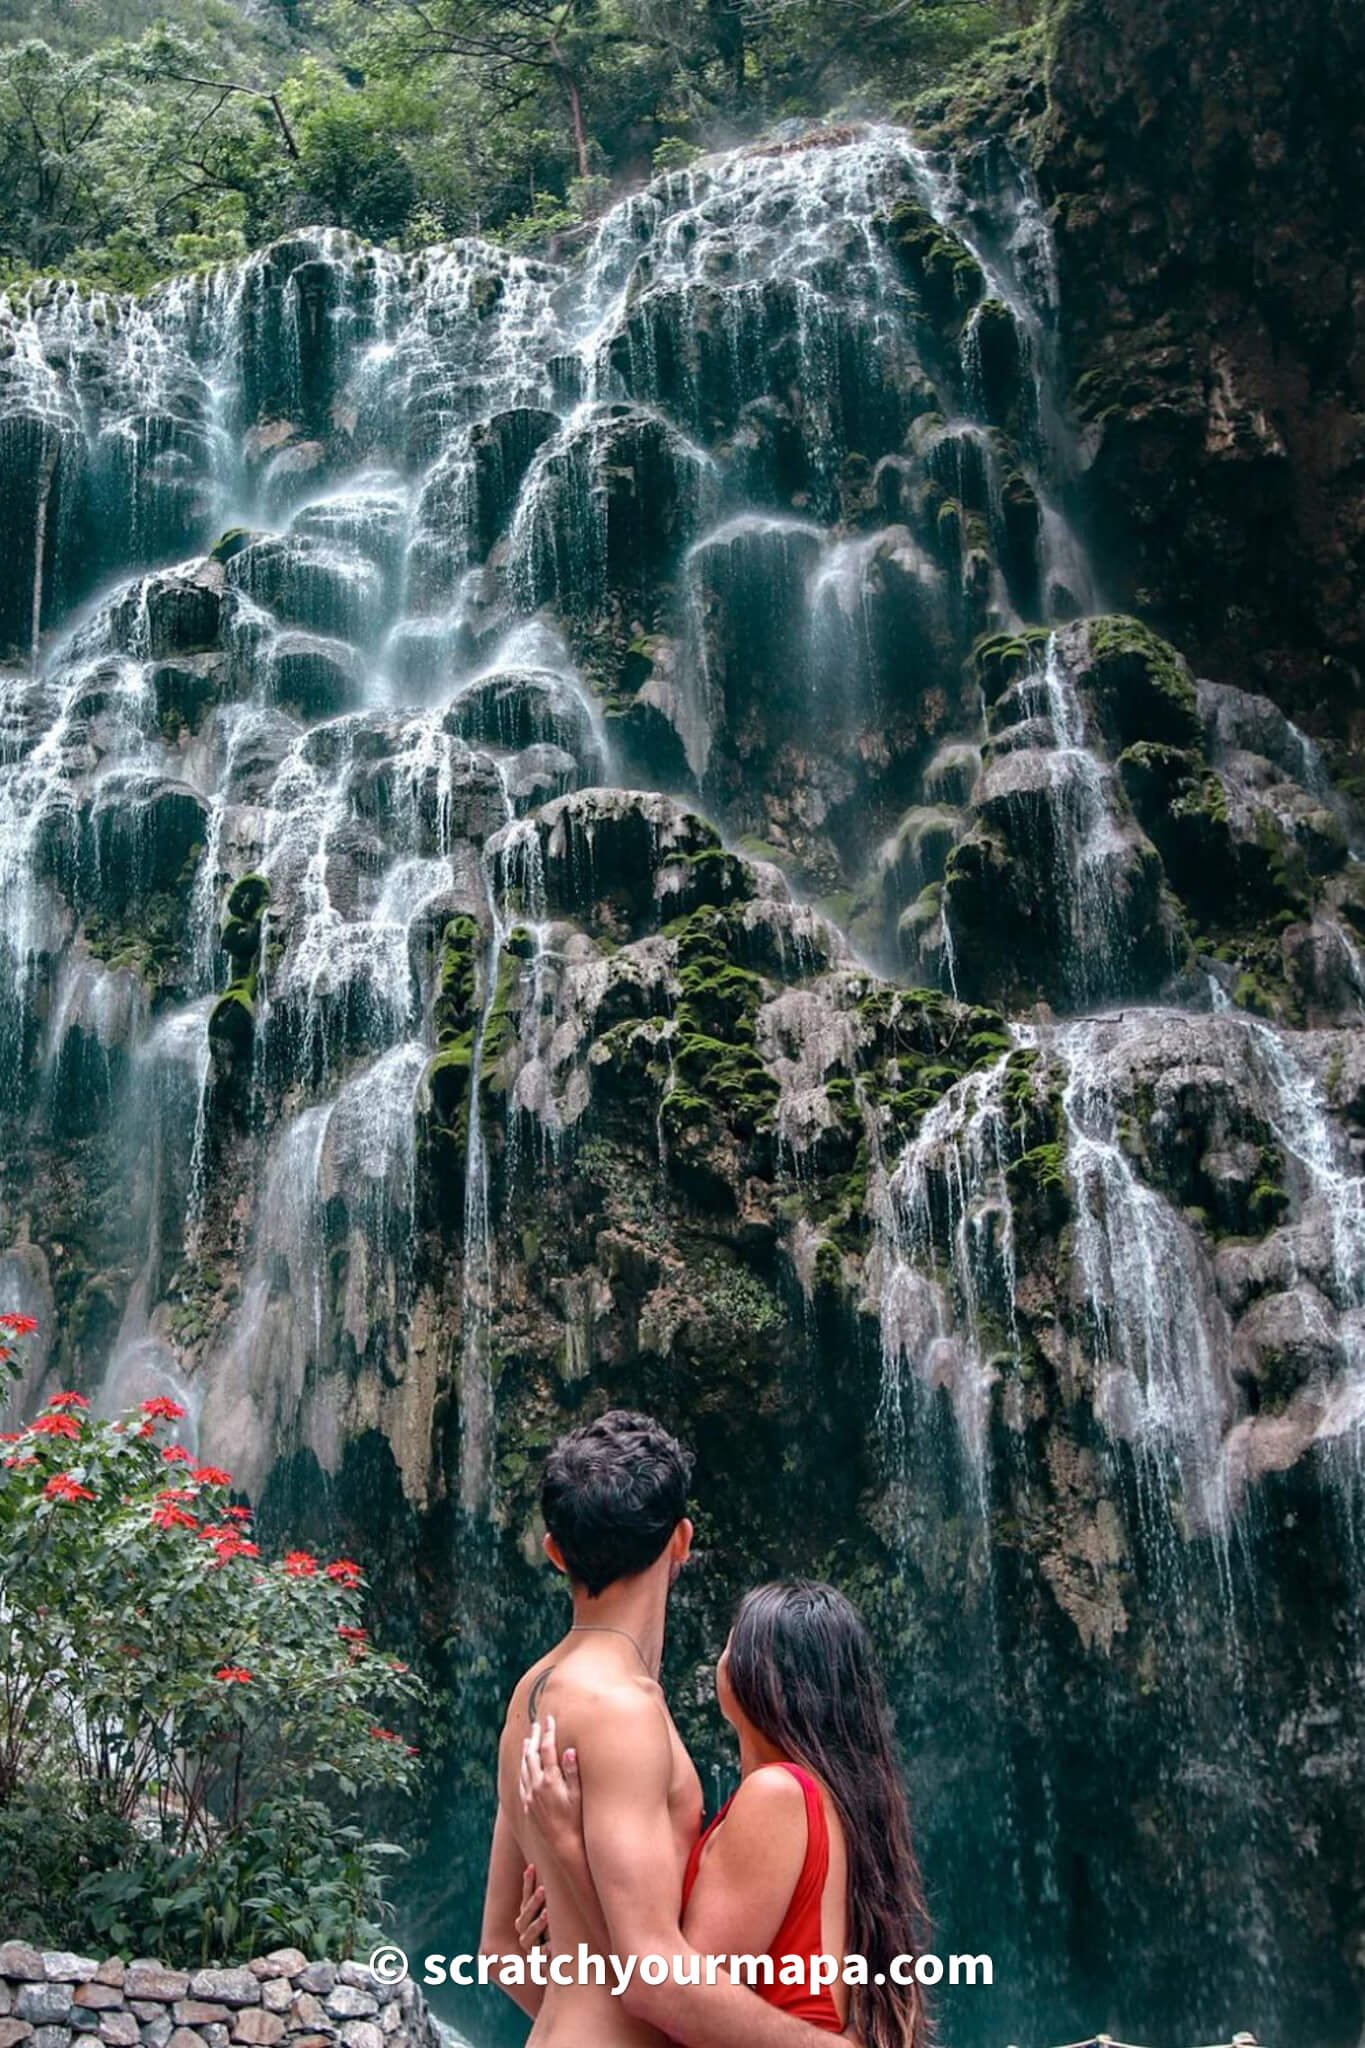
left=479, top=1410, right=932, bottom=2047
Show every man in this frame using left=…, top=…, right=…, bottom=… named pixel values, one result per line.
left=479, top=1409, right=841, bottom=2046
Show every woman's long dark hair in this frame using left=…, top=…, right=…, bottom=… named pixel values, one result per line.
left=726, top=1580, right=933, bottom=2048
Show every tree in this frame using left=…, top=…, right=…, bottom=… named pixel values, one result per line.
left=347, top=0, right=608, bottom=180
left=0, top=41, right=124, bottom=273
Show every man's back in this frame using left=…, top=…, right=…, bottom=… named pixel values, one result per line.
left=495, top=1633, right=704, bottom=2046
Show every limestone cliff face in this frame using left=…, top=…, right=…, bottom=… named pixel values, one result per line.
left=922, top=0, right=1365, bottom=753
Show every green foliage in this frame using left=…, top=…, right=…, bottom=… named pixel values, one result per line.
left=75, top=1798, right=402, bottom=1963
left=0, top=0, right=1021, bottom=289
left=0, top=1356, right=424, bottom=1963
left=666, top=903, right=779, bottom=1138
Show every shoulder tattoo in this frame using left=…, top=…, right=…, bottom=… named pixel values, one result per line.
left=528, top=1667, right=553, bottom=1720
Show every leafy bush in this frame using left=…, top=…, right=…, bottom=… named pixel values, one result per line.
left=652, top=137, right=703, bottom=174
left=0, top=1318, right=424, bottom=1961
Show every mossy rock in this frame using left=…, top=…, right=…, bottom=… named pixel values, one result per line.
left=1082, top=616, right=1203, bottom=751
left=967, top=298, right=1027, bottom=429
left=881, top=198, right=986, bottom=333
left=209, top=527, right=256, bottom=565
left=663, top=846, right=756, bottom=920
left=427, top=1037, right=475, bottom=1135
left=435, top=915, right=483, bottom=1044
left=226, top=872, right=271, bottom=923
left=972, top=629, right=1050, bottom=704
left=220, top=915, right=263, bottom=965
left=673, top=1032, right=779, bottom=1136
left=478, top=944, right=528, bottom=1095
left=208, top=986, right=255, bottom=1059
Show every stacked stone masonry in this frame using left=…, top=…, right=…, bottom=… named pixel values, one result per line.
left=0, top=1948, right=439, bottom=2048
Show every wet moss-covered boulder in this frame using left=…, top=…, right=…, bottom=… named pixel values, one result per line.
left=139, top=571, right=224, bottom=659
left=433, top=914, right=484, bottom=1045
left=88, top=779, right=207, bottom=914
left=444, top=671, right=603, bottom=778
left=881, top=198, right=986, bottom=334
left=491, top=790, right=752, bottom=942
left=965, top=297, right=1028, bottom=432
left=208, top=872, right=271, bottom=1106
left=267, top=631, right=368, bottom=720
left=1076, top=616, right=1204, bottom=752
left=468, top=407, right=560, bottom=556
left=226, top=535, right=384, bottom=645
left=972, top=627, right=1051, bottom=704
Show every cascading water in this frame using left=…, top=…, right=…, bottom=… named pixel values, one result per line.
left=3, top=119, right=1364, bottom=2048
left=877, top=1044, right=1024, bottom=1489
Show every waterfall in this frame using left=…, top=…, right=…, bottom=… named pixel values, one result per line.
left=3, top=120, right=1363, bottom=2048
left=1056, top=1019, right=1234, bottom=1531
left=877, top=1045, right=1024, bottom=1494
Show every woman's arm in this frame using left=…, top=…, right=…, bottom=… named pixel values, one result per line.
left=519, top=1714, right=615, bottom=1957
left=523, top=1714, right=839, bottom=2047
left=680, top=1766, right=808, bottom=1962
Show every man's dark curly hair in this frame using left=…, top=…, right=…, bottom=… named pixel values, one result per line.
left=540, top=1410, right=694, bottom=1597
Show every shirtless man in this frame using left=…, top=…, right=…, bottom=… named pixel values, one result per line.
left=478, top=1409, right=843, bottom=2048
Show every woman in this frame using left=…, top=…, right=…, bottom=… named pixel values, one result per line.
left=518, top=1579, right=933, bottom=2048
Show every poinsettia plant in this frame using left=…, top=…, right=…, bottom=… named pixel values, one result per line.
left=0, top=1321, right=426, bottom=1956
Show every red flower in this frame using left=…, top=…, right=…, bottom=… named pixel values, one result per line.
left=155, top=1486, right=195, bottom=1503
left=44, top=1474, right=95, bottom=1503
left=4, top=1456, right=38, bottom=1470
left=338, top=1625, right=369, bottom=1644
left=0, top=1432, right=19, bottom=1444
left=151, top=1502, right=197, bottom=1531
left=141, top=1396, right=187, bottom=1422
left=284, top=1550, right=318, bottom=1578
left=223, top=1505, right=253, bottom=1523
left=204, top=1528, right=260, bottom=1564
left=193, top=1465, right=233, bottom=1487
left=162, top=1445, right=192, bottom=1464
left=137, top=1422, right=156, bottom=1439
left=31, top=1414, right=81, bottom=1440
left=214, top=1666, right=253, bottom=1684
left=407, top=1746, right=420, bottom=1759
left=47, top=1392, right=89, bottom=1410
left=369, top=1726, right=399, bottom=1742
left=326, top=1558, right=363, bottom=1585
left=0, top=1313, right=38, bottom=1336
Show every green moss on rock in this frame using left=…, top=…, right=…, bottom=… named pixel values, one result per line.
left=881, top=197, right=986, bottom=332
left=226, top=872, right=271, bottom=923
left=208, top=984, right=255, bottom=1058
left=972, top=628, right=1051, bottom=703
left=1084, top=616, right=1203, bottom=750
left=209, top=527, right=255, bottom=565
left=434, top=915, right=483, bottom=1044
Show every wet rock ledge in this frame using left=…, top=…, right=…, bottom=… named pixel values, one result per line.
left=0, top=1947, right=440, bottom=2048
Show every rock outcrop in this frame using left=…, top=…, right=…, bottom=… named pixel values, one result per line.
left=917, top=0, right=1365, bottom=757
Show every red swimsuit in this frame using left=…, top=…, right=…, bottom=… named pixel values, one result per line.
left=681, top=1761, right=844, bottom=2031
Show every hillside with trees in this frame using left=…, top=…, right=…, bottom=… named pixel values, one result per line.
left=0, top=0, right=1019, bottom=288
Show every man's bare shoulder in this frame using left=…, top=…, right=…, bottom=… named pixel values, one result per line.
left=503, top=1649, right=665, bottom=1739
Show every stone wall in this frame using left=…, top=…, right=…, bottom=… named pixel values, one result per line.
left=0, top=1947, right=439, bottom=2048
